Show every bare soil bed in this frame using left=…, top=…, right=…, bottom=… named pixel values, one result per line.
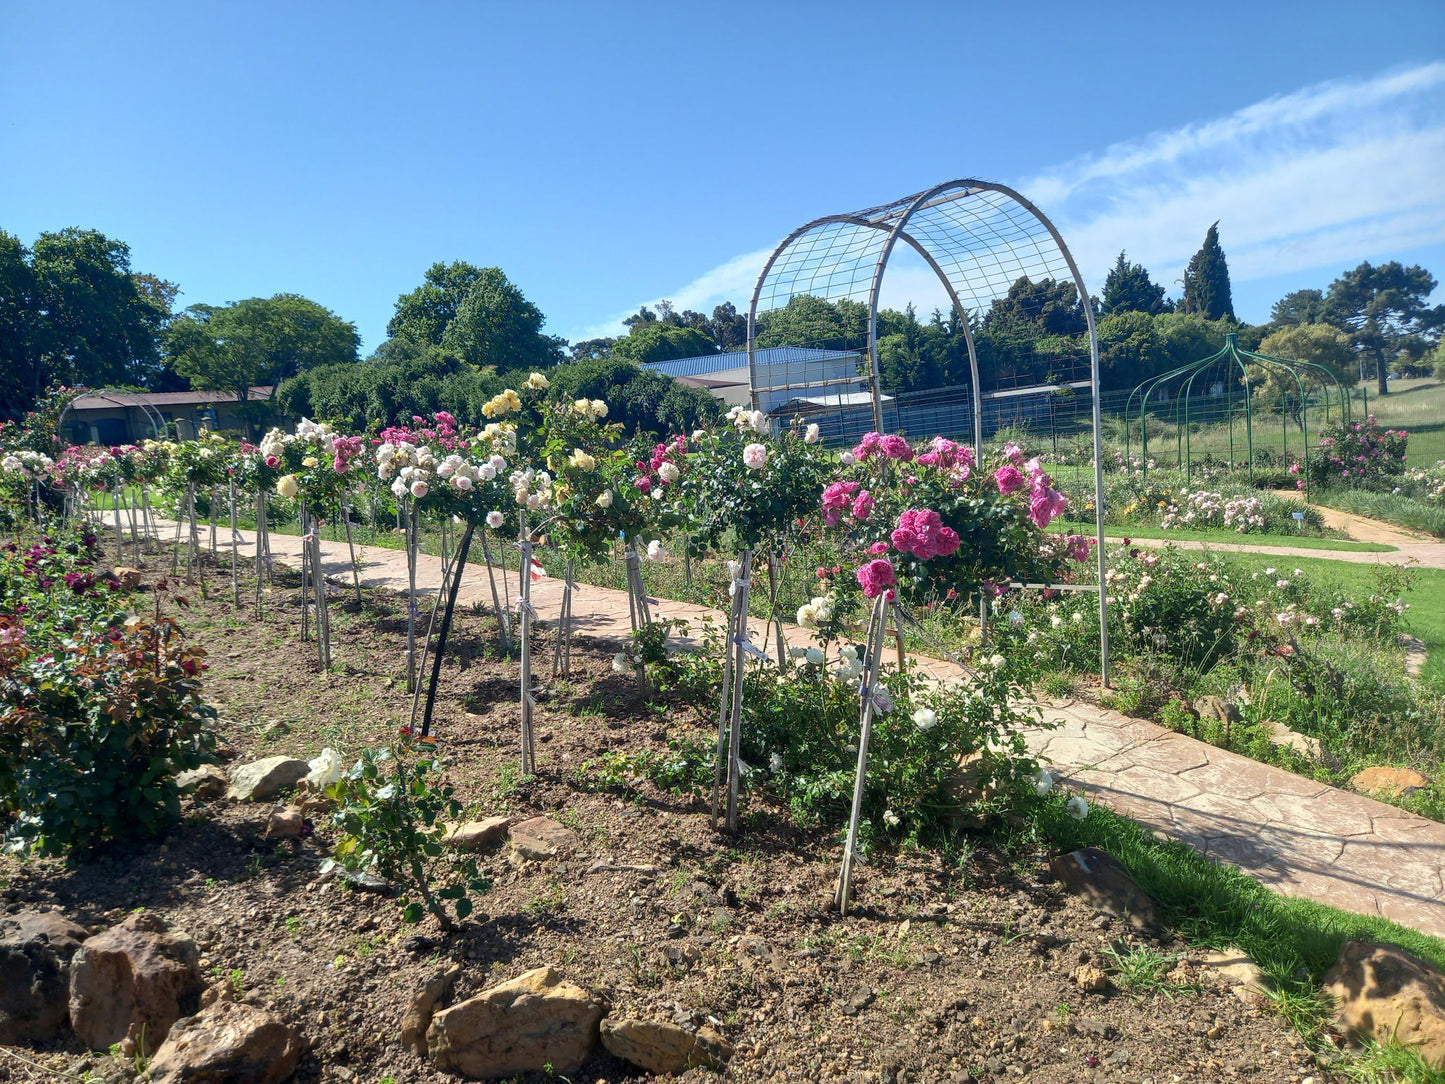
left=1, top=551, right=1335, bottom=1084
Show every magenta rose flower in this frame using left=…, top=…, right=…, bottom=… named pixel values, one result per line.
left=856, top=558, right=897, bottom=599
left=878, top=434, right=914, bottom=461
left=994, top=465, right=1024, bottom=495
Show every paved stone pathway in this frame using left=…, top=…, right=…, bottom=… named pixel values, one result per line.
left=151, top=518, right=1445, bottom=938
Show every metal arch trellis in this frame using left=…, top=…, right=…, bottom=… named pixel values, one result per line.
left=1125, top=333, right=1354, bottom=501
left=56, top=388, right=168, bottom=444
left=744, top=177, right=1112, bottom=684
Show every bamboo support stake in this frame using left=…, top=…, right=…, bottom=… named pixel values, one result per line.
left=228, top=478, right=239, bottom=607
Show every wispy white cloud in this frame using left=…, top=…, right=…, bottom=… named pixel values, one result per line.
left=571, top=62, right=1445, bottom=338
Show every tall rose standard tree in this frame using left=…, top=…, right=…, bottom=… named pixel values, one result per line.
left=533, top=394, right=647, bottom=682
left=820, top=434, right=1087, bottom=912
left=675, top=407, right=828, bottom=834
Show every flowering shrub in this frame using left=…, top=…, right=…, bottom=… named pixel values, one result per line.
left=674, top=621, right=1047, bottom=840
left=1308, top=415, right=1407, bottom=489
left=1156, top=489, right=1323, bottom=534
left=0, top=531, right=215, bottom=853
left=820, top=436, right=1083, bottom=607
left=672, top=408, right=829, bottom=553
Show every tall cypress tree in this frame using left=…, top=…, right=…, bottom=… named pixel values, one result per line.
left=1181, top=222, right=1235, bottom=321
left=1101, top=251, right=1170, bottom=315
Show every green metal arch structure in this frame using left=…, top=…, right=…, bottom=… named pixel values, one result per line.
left=1125, top=333, right=1354, bottom=500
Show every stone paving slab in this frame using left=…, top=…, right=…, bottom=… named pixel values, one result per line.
left=139, top=517, right=1445, bottom=938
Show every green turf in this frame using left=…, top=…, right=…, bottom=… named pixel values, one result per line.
left=1216, top=550, right=1445, bottom=684
left=1073, top=522, right=1393, bottom=552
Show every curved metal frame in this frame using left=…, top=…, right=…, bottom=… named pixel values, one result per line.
left=746, top=178, right=1111, bottom=683
left=1125, top=334, right=1353, bottom=500
left=57, top=388, right=168, bottom=444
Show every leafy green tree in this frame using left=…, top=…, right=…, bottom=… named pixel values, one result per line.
left=1097, top=311, right=1167, bottom=389
left=0, top=232, right=36, bottom=420
left=546, top=356, right=719, bottom=438
left=569, top=337, right=616, bottom=361
left=983, top=277, right=1088, bottom=337
left=611, top=323, right=717, bottom=366
left=1252, top=323, right=1357, bottom=417
left=1100, top=252, right=1170, bottom=316
left=4, top=228, right=173, bottom=414
left=1325, top=261, right=1442, bottom=395
left=1268, top=288, right=1327, bottom=329
left=1181, top=222, right=1235, bottom=321
left=165, top=294, right=359, bottom=433
left=439, top=267, right=563, bottom=371
left=387, top=261, right=490, bottom=345
left=1154, top=312, right=1230, bottom=370
left=705, top=302, right=748, bottom=351
left=754, top=294, right=868, bottom=350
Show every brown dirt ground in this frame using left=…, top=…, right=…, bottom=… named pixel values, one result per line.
left=0, top=545, right=1336, bottom=1084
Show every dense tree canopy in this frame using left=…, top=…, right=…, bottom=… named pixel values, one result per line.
left=0, top=228, right=173, bottom=419
left=165, top=294, right=359, bottom=399
left=610, top=323, right=717, bottom=366
left=1324, top=261, right=1443, bottom=395
left=1100, top=251, right=1171, bottom=316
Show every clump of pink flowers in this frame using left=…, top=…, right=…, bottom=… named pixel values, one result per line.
left=890, top=509, right=960, bottom=561
left=856, top=558, right=897, bottom=599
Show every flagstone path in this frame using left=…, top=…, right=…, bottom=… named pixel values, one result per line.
left=142, top=517, right=1445, bottom=938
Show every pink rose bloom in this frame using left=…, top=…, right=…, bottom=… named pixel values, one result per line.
left=264, top=455, right=279, bottom=468
left=867, top=541, right=889, bottom=555
left=1028, top=485, right=1067, bottom=529
left=743, top=443, right=768, bottom=470
left=878, top=434, right=913, bottom=461
left=1002, top=443, right=1024, bottom=465
left=635, top=476, right=652, bottom=494
left=890, top=508, right=955, bottom=561
left=821, top=480, right=859, bottom=526
left=890, top=526, right=918, bottom=552
left=856, top=558, right=896, bottom=599
left=934, top=525, right=960, bottom=557
left=1065, top=534, right=1090, bottom=562
left=852, top=432, right=882, bottom=460
left=995, top=465, right=1024, bottom=495
left=851, top=489, right=875, bottom=520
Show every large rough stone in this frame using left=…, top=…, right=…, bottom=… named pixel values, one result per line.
left=226, top=757, right=309, bottom=802
left=1264, top=721, right=1323, bottom=760
left=147, top=1001, right=305, bottom=1084
left=1048, top=847, right=1163, bottom=935
left=426, top=966, right=606, bottom=1078
left=1201, top=948, right=1270, bottom=1005
left=69, top=912, right=203, bottom=1051
left=445, top=817, right=511, bottom=853
left=0, top=910, right=88, bottom=1042
left=1350, top=766, right=1430, bottom=799
left=600, top=1017, right=732, bottom=1074
left=508, top=817, right=578, bottom=862
left=1193, top=695, right=1241, bottom=728
left=177, top=764, right=229, bottom=800
left=401, top=964, right=461, bottom=1054
left=1322, top=941, right=1445, bottom=1066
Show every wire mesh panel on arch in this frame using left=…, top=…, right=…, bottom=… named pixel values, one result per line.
left=745, top=178, right=1111, bottom=681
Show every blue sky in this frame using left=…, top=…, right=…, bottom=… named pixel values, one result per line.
left=2, top=2, right=1443, bottom=353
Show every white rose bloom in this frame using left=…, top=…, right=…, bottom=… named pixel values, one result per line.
left=276, top=474, right=300, bottom=499
left=391, top=478, right=409, bottom=499
left=411, top=480, right=430, bottom=499
left=742, top=443, right=768, bottom=470
left=1066, top=795, right=1089, bottom=820
left=479, top=463, right=497, bottom=481
left=988, top=654, right=1006, bottom=669
left=452, top=475, right=472, bottom=491
left=912, top=708, right=937, bottom=731
left=788, top=647, right=809, bottom=659
left=305, top=748, right=342, bottom=790
left=839, top=452, right=856, bottom=467
left=485, top=510, right=505, bottom=529
left=658, top=462, right=679, bottom=484
left=805, top=647, right=825, bottom=666
left=1050, top=615, right=1063, bottom=629
left=882, top=809, right=900, bottom=828
left=804, top=423, right=821, bottom=444
left=595, top=490, right=613, bottom=508
left=769, top=752, right=785, bottom=772
left=611, top=652, right=630, bottom=674
left=749, top=410, right=769, bottom=434
left=645, top=539, right=665, bottom=561
left=590, top=399, right=607, bottom=418
left=797, top=603, right=817, bottom=626
left=1035, top=769, right=1054, bottom=796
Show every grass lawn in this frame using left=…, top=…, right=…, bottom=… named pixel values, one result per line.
left=1219, top=549, right=1445, bottom=684
left=1053, top=520, right=1393, bottom=552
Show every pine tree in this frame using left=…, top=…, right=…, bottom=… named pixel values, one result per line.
left=1101, top=251, right=1170, bottom=316
left=1181, top=222, right=1235, bottom=321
